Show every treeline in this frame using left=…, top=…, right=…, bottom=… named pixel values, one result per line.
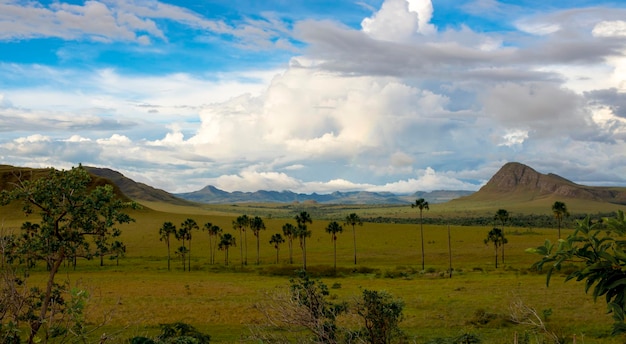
left=364, top=211, right=618, bottom=229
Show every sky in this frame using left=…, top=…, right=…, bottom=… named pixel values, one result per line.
left=1, top=0, right=626, bottom=194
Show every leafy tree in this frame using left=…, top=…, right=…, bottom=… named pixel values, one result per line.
left=295, top=212, right=313, bottom=271
left=356, top=289, right=404, bottom=344
left=159, top=222, right=177, bottom=271
left=250, top=216, right=266, bottom=265
left=282, top=223, right=296, bottom=264
left=0, top=166, right=134, bottom=344
left=180, top=218, right=199, bottom=271
left=344, top=213, right=363, bottom=265
left=484, top=227, right=507, bottom=268
left=218, top=233, right=236, bottom=266
left=325, top=221, right=343, bottom=272
left=232, top=215, right=249, bottom=267
left=495, top=209, right=509, bottom=264
left=552, top=201, right=570, bottom=239
left=411, top=198, right=429, bottom=271
left=204, top=223, right=222, bottom=265
left=269, top=233, right=285, bottom=264
left=175, top=246, right=189, bottom=270
left=529, top=211, right=626, bottom=335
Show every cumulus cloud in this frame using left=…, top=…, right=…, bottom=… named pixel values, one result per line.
left=2, top=0, right=626, bottom=193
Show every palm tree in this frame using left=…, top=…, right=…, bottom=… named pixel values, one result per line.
left=552, top=201, right=570, bottom=239
left=180, top=218, right=199, bottom=271
left=205, top=224, right=222, bottom=265
left=344, top=213, right=363, bottom=265
left=325, top=221, right=343, bottom=271
left=159, top=222, right=177, bottom=271
left=232, top=215, right=249, bottom=267
left=484, top=227, right=507, bottom=268
left=269, top=233, right=285, bottom=264
left=411, top=198, right=429, bottom=271
left=494, top=209, right=509, bottom=264
left=282, top=223, right=296, bottom=264
left=295, top=211, right=313, bottom=270
left=218, top=233, right=236, bottom=266
left=250, top=216, right=266, bottom=265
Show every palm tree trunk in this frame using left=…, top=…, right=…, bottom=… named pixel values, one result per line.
left=256, top=235, right=260, bottom=265
left=303, top=237, right=307, bottom=271
left=420, top=212, right=425, bottom=271
left=352, top=225, right=357, bottom=265
left=167, top=240, right=171, bottom=271
left=333, top=238, right=337, bottom=272
left=239, top=229, right=243, bottom=267
left=288, top=239, right=293, bottom=264
left=188, top=238, right=192, bottom=272
left=494, top=245, right=499, bottom=269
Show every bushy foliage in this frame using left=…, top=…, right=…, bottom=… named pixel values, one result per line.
left=529, top=210, right=626, bottom=335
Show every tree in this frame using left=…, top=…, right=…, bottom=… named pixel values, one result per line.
left=495, top=209, right=509, bottom=264
left=529, top=211, right=626, bottom=335
left=218, top=233, right=236, bottom=266
left=204, top=223, right=222, bottom=265
left=282, top=223, right=296, bottom=264
left=180, top=218, right=199, bottom=271
left=344, top=213, right=363, bottom=265
left=109, top=240, right=126, bottom=266
left=411, top=198, right=429, bottom=271
left=159, top=222, right=177, bottom=271
left=232, top=215, right=249, bottom=267
left=269, top=233, right=285, bottom=264
left=325, top=221, right=343, bottom=272
left=552, top=201, right=570, bottom=239
left=484, top=227, right=507, bottom=268
left=250, top=216, right=266, bottom=265
left=356, top=289, right=404, bottom=344
left=0, top=166, right=134, bottom=344
left=295, top=212, right=313, bottom=271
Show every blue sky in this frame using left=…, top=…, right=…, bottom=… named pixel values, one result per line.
left=1, top=0, right=626, bottom=194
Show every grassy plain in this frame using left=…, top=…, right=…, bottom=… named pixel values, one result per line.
left=3, top=200, right=626, bottom=343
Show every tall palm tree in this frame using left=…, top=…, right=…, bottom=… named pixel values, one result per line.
left=552, top=201, right=569, bottom=239
left=484, top=227, right=507, bottom=268
left=250, top=216, right=266, bottom=265
left=204, top=222, right=222, bottom=265
left=282, top=223, right=296, bottom=264
left=159, top=222, right=177, bottom=271
left=269, top=233, right=285, bottom=264
left=218, top=233, right=236, bottom=266
left=325, top=221, right=343, bottom=272
left=180, top=218, right=199, bottom=271
left=344, top=213, right=363, bottom=265
left=494, top=209, right=509, bottom=264
left=232, top=215, right=249, bottom=267
left=295, top=211, right=313, bottom=270
left=411, top=198, right=429, bottom=271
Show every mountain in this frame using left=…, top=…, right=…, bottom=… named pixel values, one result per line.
left=452, top=162, right=626, bottom=205
left=83, top=166, right=195, bottom=206
left=174, top=187, right=472, bottom=204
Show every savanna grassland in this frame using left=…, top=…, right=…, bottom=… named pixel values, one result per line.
left=2, top=199, right=626, bottom=343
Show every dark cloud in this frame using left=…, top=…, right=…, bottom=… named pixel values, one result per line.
left=586, top=88, right=626, bottom=118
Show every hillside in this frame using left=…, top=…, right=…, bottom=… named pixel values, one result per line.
left=447, top=162, right=626, bottom=211
left=83, top=166, right=195, bottom=206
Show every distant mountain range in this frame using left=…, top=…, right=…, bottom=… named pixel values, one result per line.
left=3, top=162, right=626, bottom=206
left=173, top=186, right=473, bottom=204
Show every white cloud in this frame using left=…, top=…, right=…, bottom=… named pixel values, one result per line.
left=592, top=20, right=626, bottom=38
left=361, top=0, right=435, bottom=42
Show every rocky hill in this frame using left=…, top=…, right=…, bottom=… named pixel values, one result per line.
left=83, top=166, right=195, bottom=206
left=457, top=162, right=626, bottom=204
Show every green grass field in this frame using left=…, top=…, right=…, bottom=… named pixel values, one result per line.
left=3, top=201, right=626, bottom=343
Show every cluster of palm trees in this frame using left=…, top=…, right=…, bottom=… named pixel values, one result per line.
left=157, top=211, right=366, bottom=271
